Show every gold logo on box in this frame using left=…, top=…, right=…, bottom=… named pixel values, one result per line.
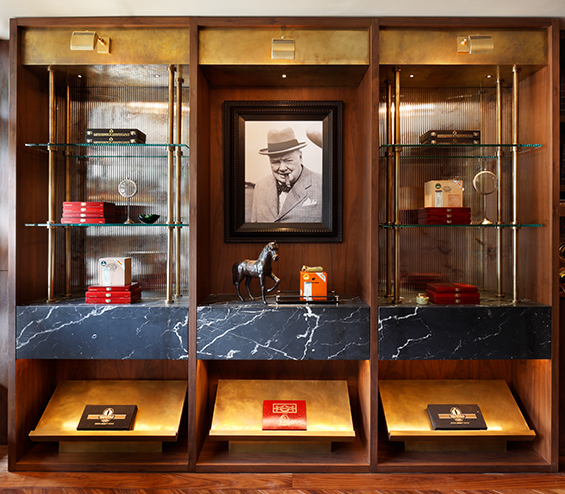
left=272, top=403, right=297, bottom=414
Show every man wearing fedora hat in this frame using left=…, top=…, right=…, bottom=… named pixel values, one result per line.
left=251, top=127, right=323, bottom=223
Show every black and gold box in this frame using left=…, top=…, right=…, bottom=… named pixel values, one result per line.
left=85, top=128, right=146, bottom=144
left=419, top=130, right=480, bottom=145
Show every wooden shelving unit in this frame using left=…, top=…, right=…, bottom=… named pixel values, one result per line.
left=7, top=16, right=561, bottom=474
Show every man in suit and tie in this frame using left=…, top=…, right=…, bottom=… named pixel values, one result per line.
left=251, top=127, right=323, bottom=223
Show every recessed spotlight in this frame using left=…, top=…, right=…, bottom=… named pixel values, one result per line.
left=155, top=74, right=160, bottom=78
left=282, top=74, right=287, bottom=78
left=409, top=74, right=415, bottom=78
left=77, top=74, right=82, bottom=78
left=486, top=74, right=492, bottom=79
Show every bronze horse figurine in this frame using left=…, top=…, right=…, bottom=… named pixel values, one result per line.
left=233, top=241, right=280, bottom=304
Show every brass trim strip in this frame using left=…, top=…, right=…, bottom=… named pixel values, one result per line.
left=47, top=67, right=56, bottom=302
left=166, top=65, right=175, bottom=304
left=379, top=29, right=547, bottom=66
left=496, top=68, right=504, bottom=298
left=175, top=68, right=183, bottom=298
left=199, top=28, right=369, bottom=65
left=65, top=82, right=71, bottom=298
left=511, top=65, right=519, bottom=303
left=393, top=67, right=401, bottom=304
left=386, top=80, right=393, bottom=298
left=22, top=28, right=190, bottom=65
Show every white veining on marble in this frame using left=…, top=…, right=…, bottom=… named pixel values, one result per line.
left=197, top=302, right=370, bottom=360
left=17, top=306, right=115, bottom=349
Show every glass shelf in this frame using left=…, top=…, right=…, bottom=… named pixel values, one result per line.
left=25, top=142, right=189, bottom=159
left=379, top=223, right=542, bottom=228
left=25, top=223, right=189, bottom=227
left=379, top=143, right=541, bottom=159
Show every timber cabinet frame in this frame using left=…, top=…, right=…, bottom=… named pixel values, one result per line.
left=7, top=16, right=561, bottom=474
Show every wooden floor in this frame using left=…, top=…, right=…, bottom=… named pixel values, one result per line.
left=1, top=447, right=565, bottom=492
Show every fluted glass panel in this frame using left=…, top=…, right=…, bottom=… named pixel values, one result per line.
left=379, top=84, right=516, bottom=296
left=50, top=75, right=189, bottom=299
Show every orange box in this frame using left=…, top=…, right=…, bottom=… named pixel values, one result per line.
left=300, top=270, right=327, bottom=301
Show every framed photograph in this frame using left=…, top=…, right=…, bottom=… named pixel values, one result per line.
left=224, top=100, right=343, bottom=243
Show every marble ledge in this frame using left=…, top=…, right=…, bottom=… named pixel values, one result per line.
left=16, top=296, right=189, bottom=360
left=197, top=294, right=370, bottom=361
left=378, top=295, right=551, bottom=360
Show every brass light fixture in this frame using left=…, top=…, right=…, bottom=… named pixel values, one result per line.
left=457, top=35, right=494, bottom=54
left=271, top=37, right=295, bottom=60
left=70, top=31, right=111, bottom=54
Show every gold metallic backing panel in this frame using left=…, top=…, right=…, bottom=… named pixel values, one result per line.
left=210, top=379, right=355, bottom=441
left=379, top=29, right=547, bottom=67
left=23, top=28, right=190, bottom=66
left=199, top=28, right=369, bottom=65
left=379, top=380, right=535, bottom=441
left=29, top=380, right=187, bottom=441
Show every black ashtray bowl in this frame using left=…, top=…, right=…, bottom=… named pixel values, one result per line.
left=138, top=214, right=160, bottom=224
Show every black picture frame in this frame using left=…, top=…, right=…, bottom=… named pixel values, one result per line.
left=224, top=100, right=343, bottom=243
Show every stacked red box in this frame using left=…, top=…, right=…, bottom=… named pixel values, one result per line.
left=426, top=282, right=480, bottom=305
left=418, top=207, right=471, bottom=225
left=61, top=202, right=116, bottom=224
left=404, top=272, right=445, bottom=291
left=85, top=282, right=142, bottom=304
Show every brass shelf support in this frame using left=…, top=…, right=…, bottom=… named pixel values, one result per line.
left=393, top=67, right=402, bottom=304
left=166, top=64, right=176, bottom=304
left=511, top=65, right=520, bottom=303
left=175, top=68, right=184, bottom=299
left=47, top=67, right=56, bottom=302
left=495, top=68, right=504, bottom=298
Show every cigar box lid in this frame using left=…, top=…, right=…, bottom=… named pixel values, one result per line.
left=426, top=283, right=478, bottom=293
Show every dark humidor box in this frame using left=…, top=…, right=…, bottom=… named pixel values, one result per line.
left=85, top=129, right=146, bottom=143
left=419, top=130, right=480, bottom=145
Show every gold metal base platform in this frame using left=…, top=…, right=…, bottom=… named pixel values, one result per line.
left=29, top=380, right=187, bottom=448
left=379, top=379, right=535, bottom=451
left=210, top=379, right=355, bottom=442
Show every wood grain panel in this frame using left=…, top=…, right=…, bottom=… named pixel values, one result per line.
left=0, top=40, right=8, bottom=273
left=13, top=360, right=56, bottom=467
left=511, top=28, right=557, bottom=469
left=53, top=360, right=188, bottom=381
left=509, top=360, right=553, bottom=465
left=205, top=86, right=364, bottom=298
left=0, top=39, right=9, bottom=447
left=193, top=67, right=212, bottom=305
left=14, top=66, right=50, bottom=306
left=378, top=360, right=512, bottom=381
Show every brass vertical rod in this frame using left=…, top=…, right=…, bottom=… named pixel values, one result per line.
left=175, top=69, right=183, bottom=298
left=65, top=83, right=71, bottom=298
left=166, top=65, right=176, bottom=304
left=511, top=65, right=520, bottom=303
left=47, top=67, right=56, bottom=302
left=386, top=80, right=393, bottom=298
left=495, top=68, right=504, bottom=297
left=394, top=67, right=401, bottom=304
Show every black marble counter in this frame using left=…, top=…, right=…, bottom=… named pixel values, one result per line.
left=378, top=294, right=551, bottom=360
left=197, top=295, right=370, bottom=360
left=16, top=297, right=188, bottom=360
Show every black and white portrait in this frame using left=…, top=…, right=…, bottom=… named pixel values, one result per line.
left=223, top=100, right=343, bottom=243
left=244, top=121, right=323, bottom=223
